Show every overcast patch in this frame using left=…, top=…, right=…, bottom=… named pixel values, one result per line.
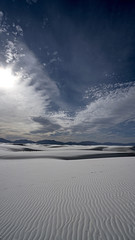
left=31, top=117, right=61, bottom=134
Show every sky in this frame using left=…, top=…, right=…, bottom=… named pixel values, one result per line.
left=0, top=0, right=135, bottom=143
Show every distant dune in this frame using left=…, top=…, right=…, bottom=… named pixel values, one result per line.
left=0, top=144, right=135, bottom=240
left=0, top=143, right=135, bottom=160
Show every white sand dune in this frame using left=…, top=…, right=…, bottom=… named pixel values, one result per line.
left=0, top=143, right=135, bottom=160
left=0, top=144, right=135, bottom=240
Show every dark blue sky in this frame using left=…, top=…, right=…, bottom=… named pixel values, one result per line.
left=0, top=0, right=135, bottom=142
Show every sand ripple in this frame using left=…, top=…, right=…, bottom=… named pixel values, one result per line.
left=0, top=156, right=135, bottom=240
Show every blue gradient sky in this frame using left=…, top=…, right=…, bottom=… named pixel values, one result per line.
left=0, top=0, right=135, bottom=143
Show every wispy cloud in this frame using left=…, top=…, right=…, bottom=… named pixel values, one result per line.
left=69, top=82, right=135, bottom=141
left=0, top=19, right=59, bottom=140
left=75, top=82, right=135, bottom=126
left=38, top=82, right=135, bottom=142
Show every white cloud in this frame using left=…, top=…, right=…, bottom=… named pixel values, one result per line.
left=0, top=38, right=60, bottom=140
left=74, top=82, right=135, bottom=131
left=5, top=40, right=59, bottom=98
left=44, top=82, right=135, bottom=141
left=0, top=14, right=60, bottom=140
left=0, top=79, right=45, bottom=139
left=5, top=41, right=18, bottom=63
left=48, top=111, right=74, bottom=129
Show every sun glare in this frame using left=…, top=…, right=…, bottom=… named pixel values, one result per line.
left=0, top=67, right=17, bottom=90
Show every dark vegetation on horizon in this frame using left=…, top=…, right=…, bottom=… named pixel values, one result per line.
left=0, top=138, right=135, bottom=146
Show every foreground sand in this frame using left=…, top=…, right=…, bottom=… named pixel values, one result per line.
left=0, top=144, right=135, bottom=240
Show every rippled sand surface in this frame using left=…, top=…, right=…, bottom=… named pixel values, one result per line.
left=0, top=144, right=135, bottom=240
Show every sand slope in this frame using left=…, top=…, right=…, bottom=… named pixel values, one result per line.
left=0, top=144, right=135, bottom=240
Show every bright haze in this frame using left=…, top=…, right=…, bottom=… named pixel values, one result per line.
left=0, top=0, right=135, bottom=143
